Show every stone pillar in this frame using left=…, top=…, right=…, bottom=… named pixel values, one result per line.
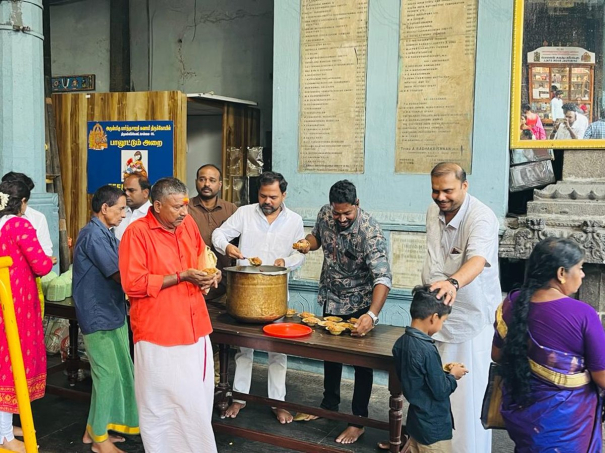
left=0, top=0, right=45, bottom=191
left=562, top=150, right=605, bottom=182
left=1, top=0, right=59, bottom=268
left=578, top=264, right=605, bottom=328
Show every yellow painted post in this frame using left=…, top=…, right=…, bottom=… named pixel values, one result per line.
left=0, top=257, right=38, bottom=453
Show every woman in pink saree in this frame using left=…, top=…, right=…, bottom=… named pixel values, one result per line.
left=521, top=103, right=546, bottom=140
left=0, top=180, right=53, bottom=452
left=492, top=237, right=605, bottom=452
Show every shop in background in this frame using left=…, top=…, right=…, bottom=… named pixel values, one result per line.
left=527, top=46, right=595, bottom=124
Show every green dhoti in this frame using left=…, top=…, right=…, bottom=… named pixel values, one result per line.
left=83, top=322, right=139, bottom=442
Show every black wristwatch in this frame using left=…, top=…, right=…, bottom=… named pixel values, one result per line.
left=446, top=277, right=460, bottom=291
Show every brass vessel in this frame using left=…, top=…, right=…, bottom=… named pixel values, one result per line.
left=224, top=265, right=289, bottom=323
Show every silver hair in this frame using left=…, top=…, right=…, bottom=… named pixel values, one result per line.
left=150, top=177, right=188, bottom=202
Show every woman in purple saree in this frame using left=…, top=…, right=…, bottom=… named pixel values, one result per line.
left=492, top=237, right=605, bottom=452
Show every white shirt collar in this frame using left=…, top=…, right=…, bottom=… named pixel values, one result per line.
left=129, top=200, right=151, bottom=215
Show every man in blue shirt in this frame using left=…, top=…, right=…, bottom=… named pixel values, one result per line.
left=73, top=185, right=139, bottom=453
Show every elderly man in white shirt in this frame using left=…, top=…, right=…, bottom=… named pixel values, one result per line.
left=422, top=163, right=501, bottom=453
left=212, top=171, right=305, bottom=424
left=114, top=174, right=152, bottom=240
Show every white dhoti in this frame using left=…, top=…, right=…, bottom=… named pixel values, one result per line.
left=134, top=336, right=217, bottom=453
left=232, top=347, right=287, bottom=404
left=436, top=323, right=493, bottom=453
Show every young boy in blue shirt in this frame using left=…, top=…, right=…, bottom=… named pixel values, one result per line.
left=392, top=285, right=468, bottom=453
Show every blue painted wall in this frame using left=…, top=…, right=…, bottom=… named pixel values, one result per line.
left=273, top=0, right=514, bottom=327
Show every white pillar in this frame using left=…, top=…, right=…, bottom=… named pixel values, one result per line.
left=0, top=0, right=45, bottom=192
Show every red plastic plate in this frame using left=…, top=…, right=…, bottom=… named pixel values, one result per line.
left=263, top=323, right=313, bottom=338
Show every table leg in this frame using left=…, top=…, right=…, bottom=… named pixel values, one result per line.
left=66, top=320, right=80, bottom=386
left=217, top=343, right=230, bottom=419
left=388, top=370, right=404, bottom=453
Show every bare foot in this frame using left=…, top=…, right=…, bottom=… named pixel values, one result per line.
left=272, top=408, right=293, bottom=424
left=12, top=426, right=23, bottom=437
left=91, top=440, right=126, bottom=453
left=377, top=436, right=410, bottom=452
left=225, top=401, right=246, bottom=419
left=1, top=438, right=26, bottom=453
left=335, top=426, right=365, bottom=444
left=83, top=431, right=125, bottom=444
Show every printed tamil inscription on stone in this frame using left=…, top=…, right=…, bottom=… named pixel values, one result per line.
left=391, top=232, right=427, bottom=289
left=299, top=0, right=368, bottom=173
left=293, top=227, right=324, bottom=282
left=395, top=0, right=478, bottom=174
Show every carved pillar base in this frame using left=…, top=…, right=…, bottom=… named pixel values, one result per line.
left=500, top=212, right=605, bottom=263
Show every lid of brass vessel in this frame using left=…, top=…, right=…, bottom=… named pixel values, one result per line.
left=223, top=265, right=289, bottom=276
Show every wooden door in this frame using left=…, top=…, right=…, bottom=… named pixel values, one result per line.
left=221, top=104, right=261, bottom=202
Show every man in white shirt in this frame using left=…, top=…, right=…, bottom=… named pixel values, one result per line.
left=1, top=172, right=53, bottom=257
left=551, top=90, right=564, bottom=121
left=550, top=103, right=589, bottom=140
left=114, top=174, right=152, bottom=240
left=212, top=171, right=305, bottom=424
left=422, top=163, right=501, bottom=453
left=25, top=207, right=53, bottom=257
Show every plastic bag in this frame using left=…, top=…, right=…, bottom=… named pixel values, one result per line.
left=247, top=147, right=264, bottom=176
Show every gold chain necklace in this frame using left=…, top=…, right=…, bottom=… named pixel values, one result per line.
left=546, top=286, right=565, bottom=296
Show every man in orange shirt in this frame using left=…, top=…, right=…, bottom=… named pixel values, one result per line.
left=119, top=177, right=221, bottom=453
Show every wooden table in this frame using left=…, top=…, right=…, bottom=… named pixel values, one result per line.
left=44, top=298, right=91, bottom=402
left=209, top=302, right=409, bottom=453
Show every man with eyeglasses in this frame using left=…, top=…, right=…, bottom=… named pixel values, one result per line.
left=297, top=179, right=392, bottom=445
left=188, top=164, right=237, bottom=301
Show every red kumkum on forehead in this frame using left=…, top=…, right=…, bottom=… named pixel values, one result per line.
left=182, top=197, right=189, bottom=205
